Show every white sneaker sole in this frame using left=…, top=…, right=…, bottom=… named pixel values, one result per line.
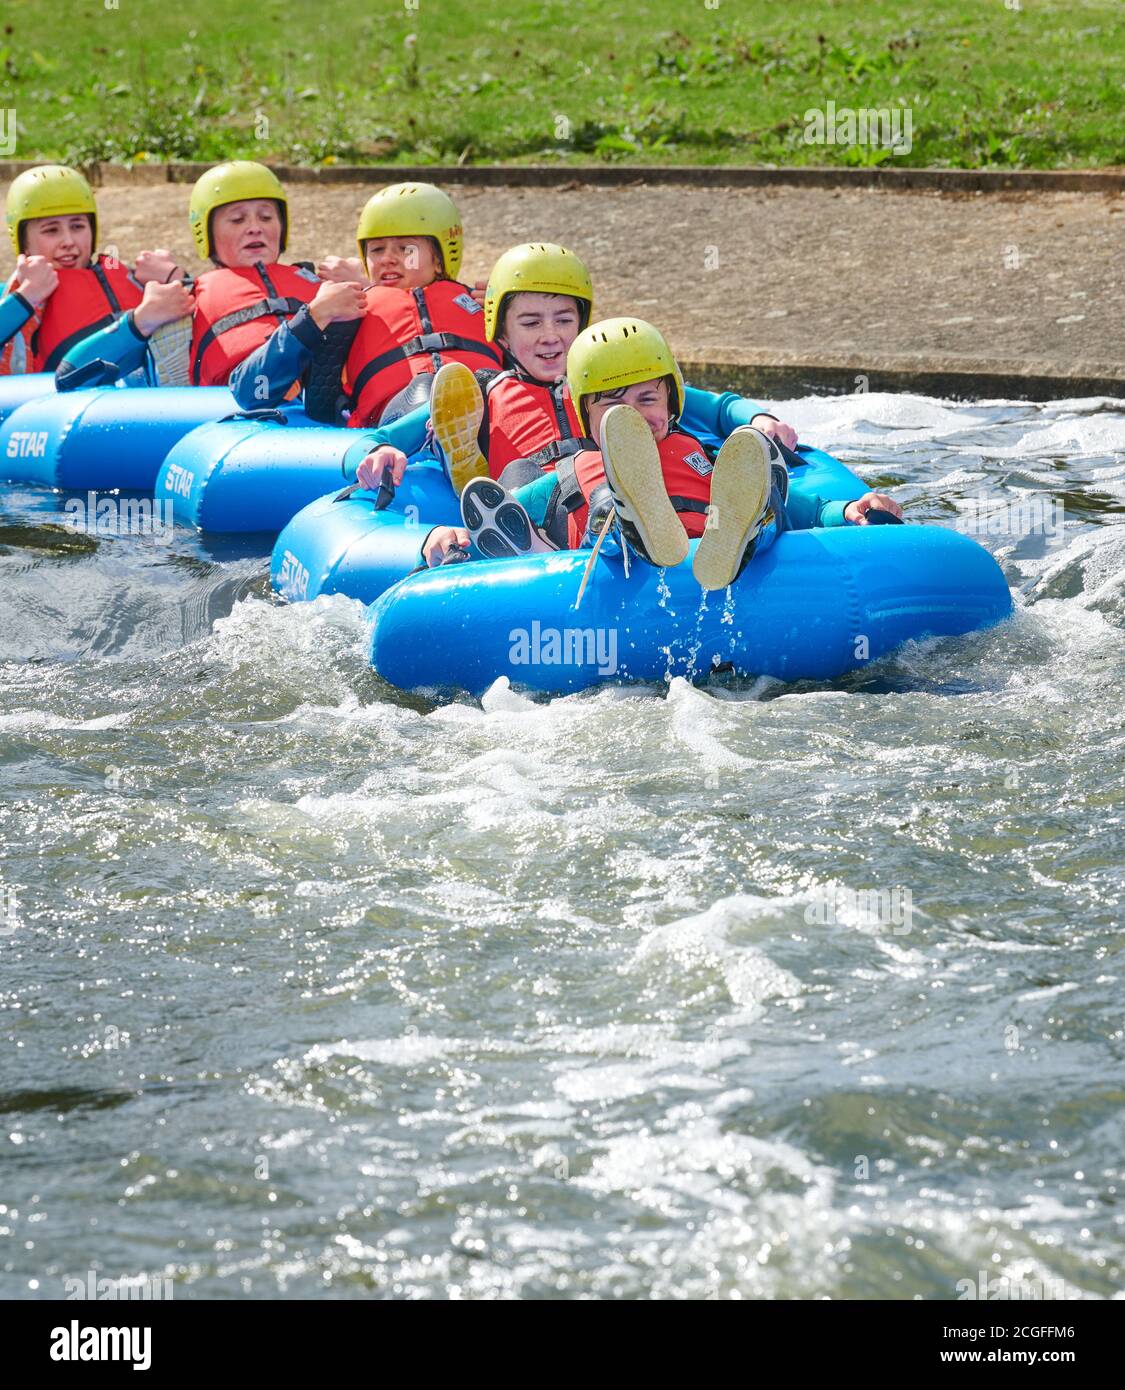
left=430, top=362, right=488, bottom=494
left=600, top=405, right=689, bottom=569
left=693, top=427, right=772, bottom=590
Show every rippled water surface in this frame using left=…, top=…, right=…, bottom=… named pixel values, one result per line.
left=2, top=393, right=1123, bottom=1300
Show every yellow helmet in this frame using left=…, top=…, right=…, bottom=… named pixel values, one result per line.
left=483, top=243, right=593, bottom=343
left=6, top=164, right=97, bottom=256
left=355, top=182, right=462, bottom=279
left=567, top=317, right=686, bottom=429
left=189, top=160, right=288, bottom=261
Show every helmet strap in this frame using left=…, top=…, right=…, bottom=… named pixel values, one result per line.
left=498, top=343, right=547, bottom=384
left=666, top=374, right=681, bottom=427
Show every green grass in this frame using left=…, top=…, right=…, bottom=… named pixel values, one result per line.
left=2, top=0, right=1122, bottom=169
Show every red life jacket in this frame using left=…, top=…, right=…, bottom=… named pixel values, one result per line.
left=565, top=427, right=715, bottom=548
left=480, top=369, right=588, bottom=479
left=190, top=261, right=320, bottom=387
left=344, top=280, right=500, bottom=428
left=31, top=256, right=143, bottom=373
left=0, top=278, right=39, bottom=376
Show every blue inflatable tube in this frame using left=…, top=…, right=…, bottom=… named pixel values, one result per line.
left=154, top=416, right=374, bottom=533
left=272, top=444, right=863, bottom=607
left=272, top=444, right=1012, bottom=696
left=156, top=402, right=435, bottom=535
left=272, top=462, right=462, bottom=601
left=369, top=522, right=1013, bottom=698
left=0, top=372, right=56, bottom=426
left=0, top=385, right=247, bottom=490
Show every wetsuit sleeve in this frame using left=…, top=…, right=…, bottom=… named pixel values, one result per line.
left=0, top=289, right=34, bottom=351
left=784, top=489, right=852, bottom=529
left=54, top=311, right=154, bottom=388
left=339, top=402, right=432, bottom=481
left=229, top=303, right=323, bottom=410
left=681, top=385, right=769, bottom=438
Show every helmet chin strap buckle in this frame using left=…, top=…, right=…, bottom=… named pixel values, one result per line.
left=218, top=407, right=288, bottom=424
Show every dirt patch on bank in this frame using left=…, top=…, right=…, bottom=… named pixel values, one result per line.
left=3, top=180, right=1121, bottom=386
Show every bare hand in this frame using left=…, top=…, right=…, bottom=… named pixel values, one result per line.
left=422, top=525, right=471, bottom=567
left=309, top=280, right=367, bottom=330
left=12, top=253, right=58, bottom=308
left=470, top=278, right=487, bottom=306
left=752, top=415, right=798, bottom=450
left=315, top=255, right=365, bottom=284
left=356, top=445, right=408, bottom=492
left=133, top=248, right=184, bottom=285
left=132, top=279, right=194, bottom=338
left=845, top=492, right=903, bottom=524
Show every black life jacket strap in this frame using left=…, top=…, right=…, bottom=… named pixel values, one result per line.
left=549, top=441, right=598, bottom=513
left=548, top=380, right=574, bottom=438
left=526, top=435, right=596, bottom=473
left=411, top=287, right=441, bottom=375
left=348, top=333, right=499, bottom=409
left=476, top=367, right=505, bottom=451
left=91, top=261, right=123, bottom=315
left=41, top=314, right=118, bottom=372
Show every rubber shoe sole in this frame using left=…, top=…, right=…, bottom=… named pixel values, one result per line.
left=600, top=405, right=689, bottom=569
left=461, top=477, right=556, bottom=559
left=430, top=362, right=488, bottom=494
left=693, top=427, right=772, bottom=590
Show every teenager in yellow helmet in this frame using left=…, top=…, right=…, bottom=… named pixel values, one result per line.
left=291, top=182, right=500, bottom=428
left=2, top=164, right=178, bottom=375
left=56, top=161, right=366, bottom=392
left=566, top=319, right=900, bottom=585
left=381, top=251, right=797, bottom=570
left=419, top=318, right=902, bottom=584
left=357, top=241, right=593, bottom=503
left=556, top=317, right=774, bottom=584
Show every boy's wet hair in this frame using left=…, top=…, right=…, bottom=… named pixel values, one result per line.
left=590, top=377, right=672, bottom=409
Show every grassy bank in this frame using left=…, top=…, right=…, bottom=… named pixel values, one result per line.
left=2, top=0, right=1121, bottom=170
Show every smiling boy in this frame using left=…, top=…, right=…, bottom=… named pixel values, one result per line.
left=371, top=246, right=802, bottom=571
left=423, top=317, right=902, bottom=586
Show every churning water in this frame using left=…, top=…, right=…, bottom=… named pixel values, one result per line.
left=1, top=392, right=1122, bottom=1300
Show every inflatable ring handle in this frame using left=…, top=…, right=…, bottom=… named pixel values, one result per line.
left=776, top=440, right=811, bottom=470
left=217, top=407, right=290, bottom=425
left=333, top=474, right=397, bottom=512
left=56, top=358, right=123, bottom=393
left=865, top=507, right=904, bottom=525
